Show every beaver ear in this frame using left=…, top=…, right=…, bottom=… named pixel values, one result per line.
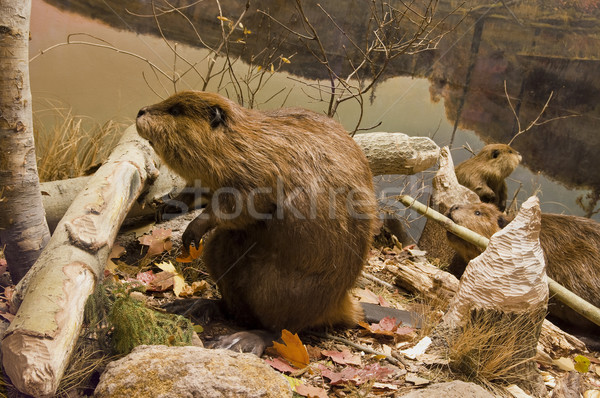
left=209, top=106, right=225, bottom=128
left=497, top=215, right=510, bottom=228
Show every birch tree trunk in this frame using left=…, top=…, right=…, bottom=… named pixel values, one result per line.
left=0, top=0, right=51, bottom=283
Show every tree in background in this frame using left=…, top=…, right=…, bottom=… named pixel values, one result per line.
left=0, top=0, right=51, bottom=283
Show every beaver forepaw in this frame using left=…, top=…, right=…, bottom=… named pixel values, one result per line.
left=182, top=215, right=213, bottom=253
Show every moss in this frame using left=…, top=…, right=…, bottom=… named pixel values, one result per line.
left=108, top=295, right=194, bottom=355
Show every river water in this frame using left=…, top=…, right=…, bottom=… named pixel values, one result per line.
left=29, top=0, right=600, bottom=227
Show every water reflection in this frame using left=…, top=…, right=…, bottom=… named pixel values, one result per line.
left=33, top=0, right=600, bottom=218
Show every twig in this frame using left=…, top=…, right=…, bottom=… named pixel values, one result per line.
left=361, top=271, right=396, bottom=292
left=309, top=331, right=405, bottom=366
left=505, top=81, right=580, bottom=146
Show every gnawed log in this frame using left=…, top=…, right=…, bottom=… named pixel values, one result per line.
left=1, top=125, right=158, bottom=398
left=352, top=132, right=439, bottom=176
left=418, top=146, right=480, bottom=267
left=39, top=131, right=440, bottom=229
left=385, top=255, right=586, bottom=360
left=433, top=196, right=549, bottom=396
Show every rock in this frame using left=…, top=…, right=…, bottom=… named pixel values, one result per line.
left=94, top=345, right=292, bottom=398
left=398, top=380, right=495, bottom=398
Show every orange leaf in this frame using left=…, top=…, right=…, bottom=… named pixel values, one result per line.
left=272, top=329, right=309, bottom=369
left=176, top=240, right=204, bottom=263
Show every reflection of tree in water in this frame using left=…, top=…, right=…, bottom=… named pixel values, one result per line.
left=427, top=9, right=600, bottom=195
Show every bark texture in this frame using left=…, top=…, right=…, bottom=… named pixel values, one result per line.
left=0, top=0, right=51, bottom=283
left=2, top=126, right=159, bottom=397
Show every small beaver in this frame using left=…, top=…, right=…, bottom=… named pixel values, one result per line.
left=446, top=202, right=600, bottom=329
left=455, top=144, right=521, bottom=211
left=136, top=91, right=382, bottom=353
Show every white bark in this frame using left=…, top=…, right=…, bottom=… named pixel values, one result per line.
left=2, top=125, right=159, bottom=397
left=0, top=0, right=51, bottom=283
left=353, top=132, right=439, bottom=176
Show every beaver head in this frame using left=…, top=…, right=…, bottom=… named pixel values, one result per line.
left=445, top=202, right=513, bottom=262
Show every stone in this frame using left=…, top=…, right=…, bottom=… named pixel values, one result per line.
left=94, top=345, right=292, bottom=398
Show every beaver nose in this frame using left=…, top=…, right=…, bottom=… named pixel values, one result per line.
left=137, top=107, right=147, bottom=118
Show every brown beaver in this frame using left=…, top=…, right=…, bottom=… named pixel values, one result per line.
left=446, top=202, right=600, bottom=330
left=454, top=144, right=521, bottom=211
left=136, top=91, right=390, bottom=353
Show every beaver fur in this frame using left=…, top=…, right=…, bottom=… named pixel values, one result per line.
left=455, top=144, right=521, bottom=211
left=136, top=91, right=377, bottom=344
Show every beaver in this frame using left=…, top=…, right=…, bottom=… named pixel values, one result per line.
left=446, top=202, right=600, bottom=330
left=454, top=144, right=521, bottom=211
left=136, top=91, right=394, bottom=353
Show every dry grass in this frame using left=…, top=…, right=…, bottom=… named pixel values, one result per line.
left=446, top=308, right=544, bottom=388
left=34, top=107, right=124, bottom=182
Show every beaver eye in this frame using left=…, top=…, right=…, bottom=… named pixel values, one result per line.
left=492, top=149, right=500, bottom=158
left=209, top=105, right=225, bottom=128
left=475, top=211, right=481, bottom=216
left=168, top=105, right=183, bottom=116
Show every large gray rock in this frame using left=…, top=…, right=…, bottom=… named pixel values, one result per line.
left=398, top=380, right=495, bottom=398
left=94, top=345, right=292, bottom=398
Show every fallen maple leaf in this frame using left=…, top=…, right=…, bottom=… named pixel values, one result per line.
left=295, top=384, right=328, bottom=398
left=156, top=261, right=186, bottom=297
left=272, top=330, right=310, bottom=369
left=322, top=349, right=362, bottom=366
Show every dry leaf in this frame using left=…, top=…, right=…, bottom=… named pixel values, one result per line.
left=109, top=244, right=125, bottom=260
left=265, top=357, right=297, bottom=374
left=295, top=384, right=328, bottom=398
left=552, top=357, right=575, bottom=372
left=136, top=270, right=155, bottom=285
left=272, top=329, right=310, bottom=369
left=139, top=228, right=172, bottom=257
left=322, top=349, right=362, bottom=366
left=321, top=363, right=394, bottom=386
left=575, top=355, right=591, bottom=373
left=355, top=288, right=380, bottom=304
left=359, top=317, right=415, bottom=339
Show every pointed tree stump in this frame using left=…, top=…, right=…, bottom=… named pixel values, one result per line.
left=432, top=196, right=548, bottom=397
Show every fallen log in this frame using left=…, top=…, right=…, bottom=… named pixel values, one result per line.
left=1, top=125, right=160, bottom=397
